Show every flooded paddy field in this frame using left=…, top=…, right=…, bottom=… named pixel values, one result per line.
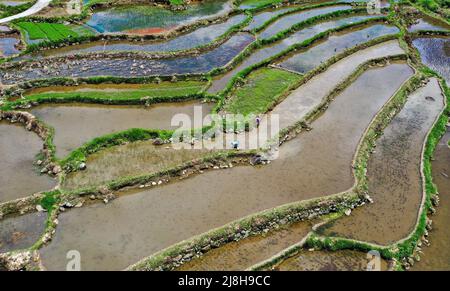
left=62, top=142, right=215, bottom=190
left=208, top=14, right=382, bottom=93
left=0, top=212, right=47, bottom=253
left=38, top=63, right=412, bottom=270
left=0, top=0, right=28, bottom=6
left=244, top=6, right=296, bottom=31
left=0, top=33, right=255, bottom=84
left=413, top=128, right=450, bottom=271
left=85, top=0, right=232, bottom=34
left=408, top=15, right=450, bottom=32
left=29, top=101, right=214, bottom=158
left=413, top=37, right=450, bottom=83
left=273, top=249, right=389, bottom=271
left=177, top=221, right=313, bottom=271
left=257, top=4, right=352, bottom=40
left=318, top=78, right=445, bottom=245
left=0, top=35, right=20, bottom=57
left=278, top=24, right=399, bottom=74
left=27, top=14, right=248, bottom=59
left=0, top=122, right=55, bottom=203
left=1, top=0, right=449, bottom=273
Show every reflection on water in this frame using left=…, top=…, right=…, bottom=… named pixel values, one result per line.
left=209, top=14, right=380, bottom=93
left=244, top=6, right=296, bottom=31
left=0, top=36, right=20, bottom=57
left=33, top=14, right=246, bottom=58
left=0, top=33, right=255, bottom=84
left=408, top=16, right=450, bottom=33
left=279, top=24, right=399, bottom=73
left=413, top=37, right=450, bottom=83
left=86, top=0, right=231, bottom=34
left=258, top=5, right=352, bottom=39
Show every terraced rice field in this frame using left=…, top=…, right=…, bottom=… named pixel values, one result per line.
left=0, top=0, right=449, bottom=274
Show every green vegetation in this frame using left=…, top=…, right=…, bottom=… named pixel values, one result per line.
left=412, top=0, right=450, bottom=20
left=16, top=22, right=92, bottom=42
left=1, top=81, right=209, bottom=110
left=239, top=0, right=284, bottom=9
left=0, top=0, right=35, bottom=19
left=169, top=0, right=185, bottom=5
left=224, top=67, right=301, bottom=115
left=39, top=191, right=60, bottom=212
left=22, top=81, right=207, bottom=104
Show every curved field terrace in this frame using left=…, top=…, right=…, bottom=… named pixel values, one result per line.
left=0, top=0, right=449, bottom=274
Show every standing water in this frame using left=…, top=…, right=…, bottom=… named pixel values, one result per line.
left=413, top=37, right=450, bottom=83
left=86, top=0, right=232, bottom=34
left=30, top=101, right=214, bottom=158
left=0, top=122, right=56, bottom=203
left=39, top=63, right=413, bottom=270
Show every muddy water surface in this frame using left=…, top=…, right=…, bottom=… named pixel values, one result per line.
left=30, top=101, right=214, bottom=158
left=208, top=15, right=380, bottom=93
left=413, top=128, right=450, bottom=271
left=0, top=122, right=55, bottom=203
left=274, top=249, right=389, bottom=271
left=86, top=0, right=231, bottom=34
left=319, top=78, right=445, bottom=245
left=177, top=221, right=312, bottom=271
left=39, top=64, right=412, bottom=270
left=0, top=212, right=47, bottom=253
left=413, top=37, right=450, bottom=83
left=279, top=24, right=399, bottom=73
left=0, top=33, right=255, bottom=84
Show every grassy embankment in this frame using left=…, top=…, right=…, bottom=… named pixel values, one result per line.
left=238, top=0, right=284, bottom=9
left=410, top=0, right=450, bottom=21
left=2, top=80, right=209, bottom=110
left=21, top=81, right=208, bottom=104
left=223, top=67, right=301, bottom=116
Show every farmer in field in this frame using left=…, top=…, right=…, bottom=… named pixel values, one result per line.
left=231, top=140, right=240, bottom=150
left=256, top=115, right=261, bottom=128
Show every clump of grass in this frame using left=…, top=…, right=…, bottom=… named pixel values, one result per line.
left=39, top=190, right=61, bottom=213
left=223, top=67, right=302, bottom=116
left=169, top=0, right=185, bottom=5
